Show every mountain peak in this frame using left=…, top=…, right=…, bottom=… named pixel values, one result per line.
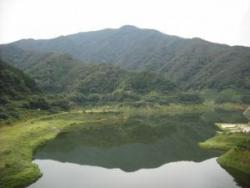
left=119, top=25, right=139, bottom=31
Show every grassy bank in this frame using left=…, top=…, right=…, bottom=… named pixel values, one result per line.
left=0, top=112, right=102, bottom=188
left=199, top=124, right=250, bottom=174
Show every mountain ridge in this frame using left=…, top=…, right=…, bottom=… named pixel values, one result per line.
left=0, top=25, right=250, bottom=90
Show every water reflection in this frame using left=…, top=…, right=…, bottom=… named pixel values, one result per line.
left=222, top=167, right=250, bottom=188
left=35, top=113, right=224, bottom=171
left=31, top=110, right=247, bottom=187
left=29, top=158, right=240, bottom=188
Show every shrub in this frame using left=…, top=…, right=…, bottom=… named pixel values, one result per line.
left=29, top=97, right=50, bottom=110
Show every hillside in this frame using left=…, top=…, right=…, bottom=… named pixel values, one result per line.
left=0, top=45, right=178, bottom=95
left=1, top=25, right=250, bottom=90
left=0, top=59, right=41, bottom=121
left=0, top=59, right=40, bottom=100
left=18, top=53, right=178, bottom=104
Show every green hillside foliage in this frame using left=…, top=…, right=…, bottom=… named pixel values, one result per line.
left=120, top=71, right=176, bottom=94
left=0, top=25, right=250, bottom=120
left=1, top=25, right=249, bottom=90
left=24, top=53, right=81, bottom=93
left=0, top=59, right=39, bottom=98
left=0, top=60, right=40, bottom=121
left=0, top=52, right=179, bottom=102
left=0, top=60, right=73, bottom=122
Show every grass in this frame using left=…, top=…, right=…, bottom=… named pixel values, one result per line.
left=199, top=126, right=250, bottom=174
left=0, top=112, right=98, bottom=188
left=218, top=146, right=250, bottom=174
left=199, top=133, right=249, bottom=150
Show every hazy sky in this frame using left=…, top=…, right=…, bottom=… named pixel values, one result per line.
left=1, top=0, right=250, bottom=46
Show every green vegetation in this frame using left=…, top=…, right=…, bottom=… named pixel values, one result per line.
left=0, top=25, right=250, bottom=187
left=199, top=133, right=249, bottom=151
left=0, top=60, right=39, bottom=97
left=0, top=102, right=248, bottom=188
left=0, top=57, right=210, bottom=123
left=1, top=25, right=250, bottom=91
left=1, top=26, right=250, bottom=122
left=199, top=125, right=250, bottom=174
left=0, top=59, right=42, bottom=122
left=0, top=112, right=102, bottom=188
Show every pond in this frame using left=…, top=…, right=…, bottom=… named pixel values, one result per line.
left=28, top=110, right=248, bottom=188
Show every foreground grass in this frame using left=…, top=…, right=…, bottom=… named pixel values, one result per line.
left=0, top=112, right=100, bottom=188
left=199, top=125, right=250, bottom=174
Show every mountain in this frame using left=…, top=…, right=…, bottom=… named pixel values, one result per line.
left=0, top=25, right=250, bottom=90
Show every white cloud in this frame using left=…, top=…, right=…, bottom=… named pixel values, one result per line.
left=0, top=0, right=249, bottom=46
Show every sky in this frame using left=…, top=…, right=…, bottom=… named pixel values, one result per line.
left=0, top=0, right=250, bottom=46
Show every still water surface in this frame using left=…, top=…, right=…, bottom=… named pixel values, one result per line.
left=28, top=110, right=247, bottom=188
left=30, top=158, right=239, bottom=188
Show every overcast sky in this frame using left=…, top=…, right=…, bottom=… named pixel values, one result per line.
left=0, top=0, right=250, bottom=46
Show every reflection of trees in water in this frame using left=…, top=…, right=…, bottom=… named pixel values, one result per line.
left=35, top=111, right=245, bottom=172
left=221, top=166, right=250, bottom=188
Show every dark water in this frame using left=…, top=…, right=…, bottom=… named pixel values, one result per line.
left=29, top=110, right=248, bottom=188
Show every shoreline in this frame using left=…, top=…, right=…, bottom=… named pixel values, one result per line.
left=199, top=123, right=250, bottom=174
left=0, top=112, right=93, bottom=188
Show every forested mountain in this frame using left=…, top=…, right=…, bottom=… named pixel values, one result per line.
left=1, top=25, right=250, bottom=90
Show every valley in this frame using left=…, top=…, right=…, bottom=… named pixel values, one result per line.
left=0, top=25, right=250, bottom=188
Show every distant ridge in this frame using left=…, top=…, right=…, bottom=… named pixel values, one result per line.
left=0, top=25, right=250, bottom=90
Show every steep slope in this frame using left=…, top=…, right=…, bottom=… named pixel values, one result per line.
left=1, top=25, right=250, bottom=90
left=0, top=59, right=41, bottom=121
left=24, top=53, right=82, bottom=93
